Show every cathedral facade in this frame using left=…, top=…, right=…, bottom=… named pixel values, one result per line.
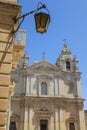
left=10, top=44, right=87, bottom=130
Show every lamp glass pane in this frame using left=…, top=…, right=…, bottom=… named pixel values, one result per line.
left=41, top=13, right=48, bottom=27
left=35, top=14, right=41, bottom=27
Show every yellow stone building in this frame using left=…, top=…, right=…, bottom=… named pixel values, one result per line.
left=0, top=0, right=25, bottom=130
left=0, top=1, right=87, bottom=130
left=10, top=44, right=87, bottom=130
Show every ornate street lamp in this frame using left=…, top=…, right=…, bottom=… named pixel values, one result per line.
left=12, top=2, right=50, bottom=34
left=34, top=12, right=50, bottom=33
left=34, top=2, right=50, bottom=33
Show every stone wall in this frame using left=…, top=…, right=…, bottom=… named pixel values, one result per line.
left=0, top=2, right=21, bottom=130
left=0, top=0, right=18, bottom=4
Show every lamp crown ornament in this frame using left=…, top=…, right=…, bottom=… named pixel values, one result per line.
left=12, top=2, right=50, bottom=34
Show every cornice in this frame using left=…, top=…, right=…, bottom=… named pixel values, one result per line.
left=11, top=96, right=85, bottom=103
left=61, top=70, right=81, bottom=75
left=11, top=96, right=85, bottom=111
left=0, top=1, right=21, bottom=8
left=0, top=2, right=22, bottom=16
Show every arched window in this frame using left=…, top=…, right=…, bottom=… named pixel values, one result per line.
left=66, top=61, right=70, bottom=70
left=41, top=82, right=47, bottom=95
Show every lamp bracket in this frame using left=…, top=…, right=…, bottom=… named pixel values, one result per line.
left=12, top=3, right=46, bottom=33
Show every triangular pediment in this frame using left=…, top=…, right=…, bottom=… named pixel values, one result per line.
left=28, top=60, right=58, bottom=73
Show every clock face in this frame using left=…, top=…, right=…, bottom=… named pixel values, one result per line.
left=12, top=70, right=20, bottom=77
left=66, top=74, right=72, bottom=80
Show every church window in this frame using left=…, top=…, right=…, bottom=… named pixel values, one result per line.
left=66, top=61, right=70, bottom=70
left=9, top=121, right=16, bottom=130
left=69, top=122, right=75, bottom=130
left=41, top=82, right=47, bottom=95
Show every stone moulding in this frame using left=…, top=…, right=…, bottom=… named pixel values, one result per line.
left=0, top=1, right=22, bottom=16
left=35, top=110, right=52, bottom=119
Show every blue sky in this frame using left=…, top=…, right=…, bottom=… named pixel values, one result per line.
left=18, top=0, right=87, bottom=109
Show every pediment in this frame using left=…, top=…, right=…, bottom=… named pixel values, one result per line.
left=29, top=60, right=58, bottom=73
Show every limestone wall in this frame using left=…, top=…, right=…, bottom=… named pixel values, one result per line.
left=0, top=2, right=21, bottom=130
left=0, top=0, right=18, bottom=4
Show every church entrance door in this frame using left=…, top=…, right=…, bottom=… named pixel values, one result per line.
left=40, top=120, right=48, bottom=130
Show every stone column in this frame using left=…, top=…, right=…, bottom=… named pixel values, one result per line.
left=24, top=103, right=29, bottom=130
left=25, top=75, right=27, bottom=96
left=74, top=74, right=82, bottom=98
left=26, top=76, right=29, bottom=96
left=29, top=78, right=31, bottom=95
left=22, top=71, right=27, bottom=95
left=58, top=78, right=62, bottom=96
left=20, top=102, right=24, bottom=130
left=54, top=78, right=58, bottom=96
left=29, top=108, right=34, bottom=130
left=59, top=107, right=65, bottom=130
left=28, top=106, right=30, bottom=130
left=54, top=107, right=59, bottom=130
left=78, top=104, right=86, bottom=130
left=50, top=114, right=54, bottom=130
left=76, top=79, right=82, bottom=98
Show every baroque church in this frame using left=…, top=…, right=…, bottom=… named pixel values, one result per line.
left=10, top=44, right=87, bottom=130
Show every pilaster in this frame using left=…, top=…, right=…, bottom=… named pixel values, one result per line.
left=59, top=106, right=65, bottom=130
left=58, top=77, right=62, bottom=96
left=29, top=108, right=34, bottom=130
left=54, top=78, right=58, bottom=96
left=24, top=103, right=29, bottom=130
left=50, top=114, right=54, bottom=130
left=26, top=76, right=29, bottom=96
left=20, top=102, right=24, bottom=130
left=75, top=75, right=82, bottom=98
left=78, top=103, right=86, bottom=130
left=54, top=107, right=59, bottom=130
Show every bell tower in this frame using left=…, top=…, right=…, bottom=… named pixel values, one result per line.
left=55, top=44, right=86, bottom=130
left=56, top=44, right=82, bottom=98
left=56, top=44, right=79, bottom=72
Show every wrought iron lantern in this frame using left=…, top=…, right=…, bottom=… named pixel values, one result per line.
left=34, top=2, right=50, bottom=33
left=34, top=12, right=50, bottom=33
left=12, top=2, right=50, bottom=34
